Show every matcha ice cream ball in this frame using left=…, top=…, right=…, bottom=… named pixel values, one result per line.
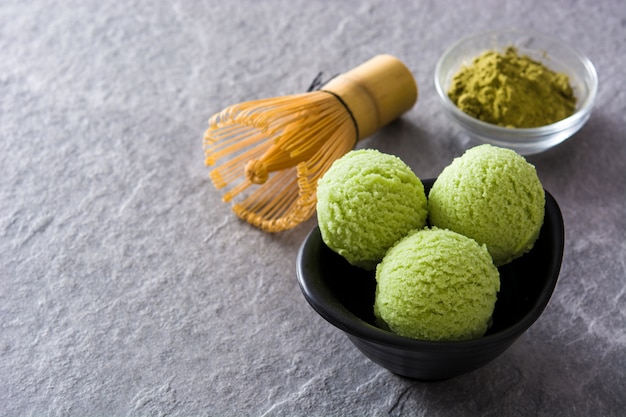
left=374, top=227, right=500, bottom=341
left=428, top=144, right=545, bottom=266
left=316, top=149, right=428, bottom=270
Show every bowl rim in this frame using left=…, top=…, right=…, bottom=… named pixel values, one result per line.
left=296, top=179, right=564, bottom=351
left=434, top=28, right=599, bottom=136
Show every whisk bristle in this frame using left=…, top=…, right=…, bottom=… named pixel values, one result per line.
left=204, top=91, right=357, bottom=232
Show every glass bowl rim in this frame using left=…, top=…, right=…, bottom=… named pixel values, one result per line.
left=434, top=28, right=598, bottom=139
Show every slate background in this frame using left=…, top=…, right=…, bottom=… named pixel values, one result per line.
left=1, top=0, right=625, bottom=416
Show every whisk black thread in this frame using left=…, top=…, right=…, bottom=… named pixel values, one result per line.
left=308, top=70, right=359, bottom=144
left=306, top=71, right=338, bottom=92
left=319, top=89, right=359, bottom=144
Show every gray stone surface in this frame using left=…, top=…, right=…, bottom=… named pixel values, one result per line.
left=1, top=0, right=625, bottom=416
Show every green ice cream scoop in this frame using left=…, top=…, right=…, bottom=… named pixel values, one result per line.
left=428, top=144, right=545, bottom=266
left=374, top=227, right=500, bottom=341
left=316, top=149, right=428, bottom=270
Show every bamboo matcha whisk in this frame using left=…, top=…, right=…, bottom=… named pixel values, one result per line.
left=204, top=54, right=418, bottom=232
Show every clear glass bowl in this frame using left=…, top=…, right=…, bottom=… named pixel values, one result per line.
left=434, top=29, right=598, bottom=155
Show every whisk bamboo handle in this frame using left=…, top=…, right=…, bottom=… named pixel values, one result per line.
left=322, top=54, right=418, bottom=140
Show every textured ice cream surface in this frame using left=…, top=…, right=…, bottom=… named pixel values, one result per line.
left=374, top=227, right=500, bottom=341
left=428, top=144, right=545, bottom=266
left=316, top=149, right=428, bottom=270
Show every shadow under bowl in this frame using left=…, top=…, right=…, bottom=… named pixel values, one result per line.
left=296, top=178, right=564, bottom=380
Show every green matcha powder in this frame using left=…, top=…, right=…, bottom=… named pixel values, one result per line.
left=448, top=47, right=576, bottom=128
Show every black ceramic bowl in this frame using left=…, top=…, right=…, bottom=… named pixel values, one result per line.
left=296, top=178, right=564, bottom=380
